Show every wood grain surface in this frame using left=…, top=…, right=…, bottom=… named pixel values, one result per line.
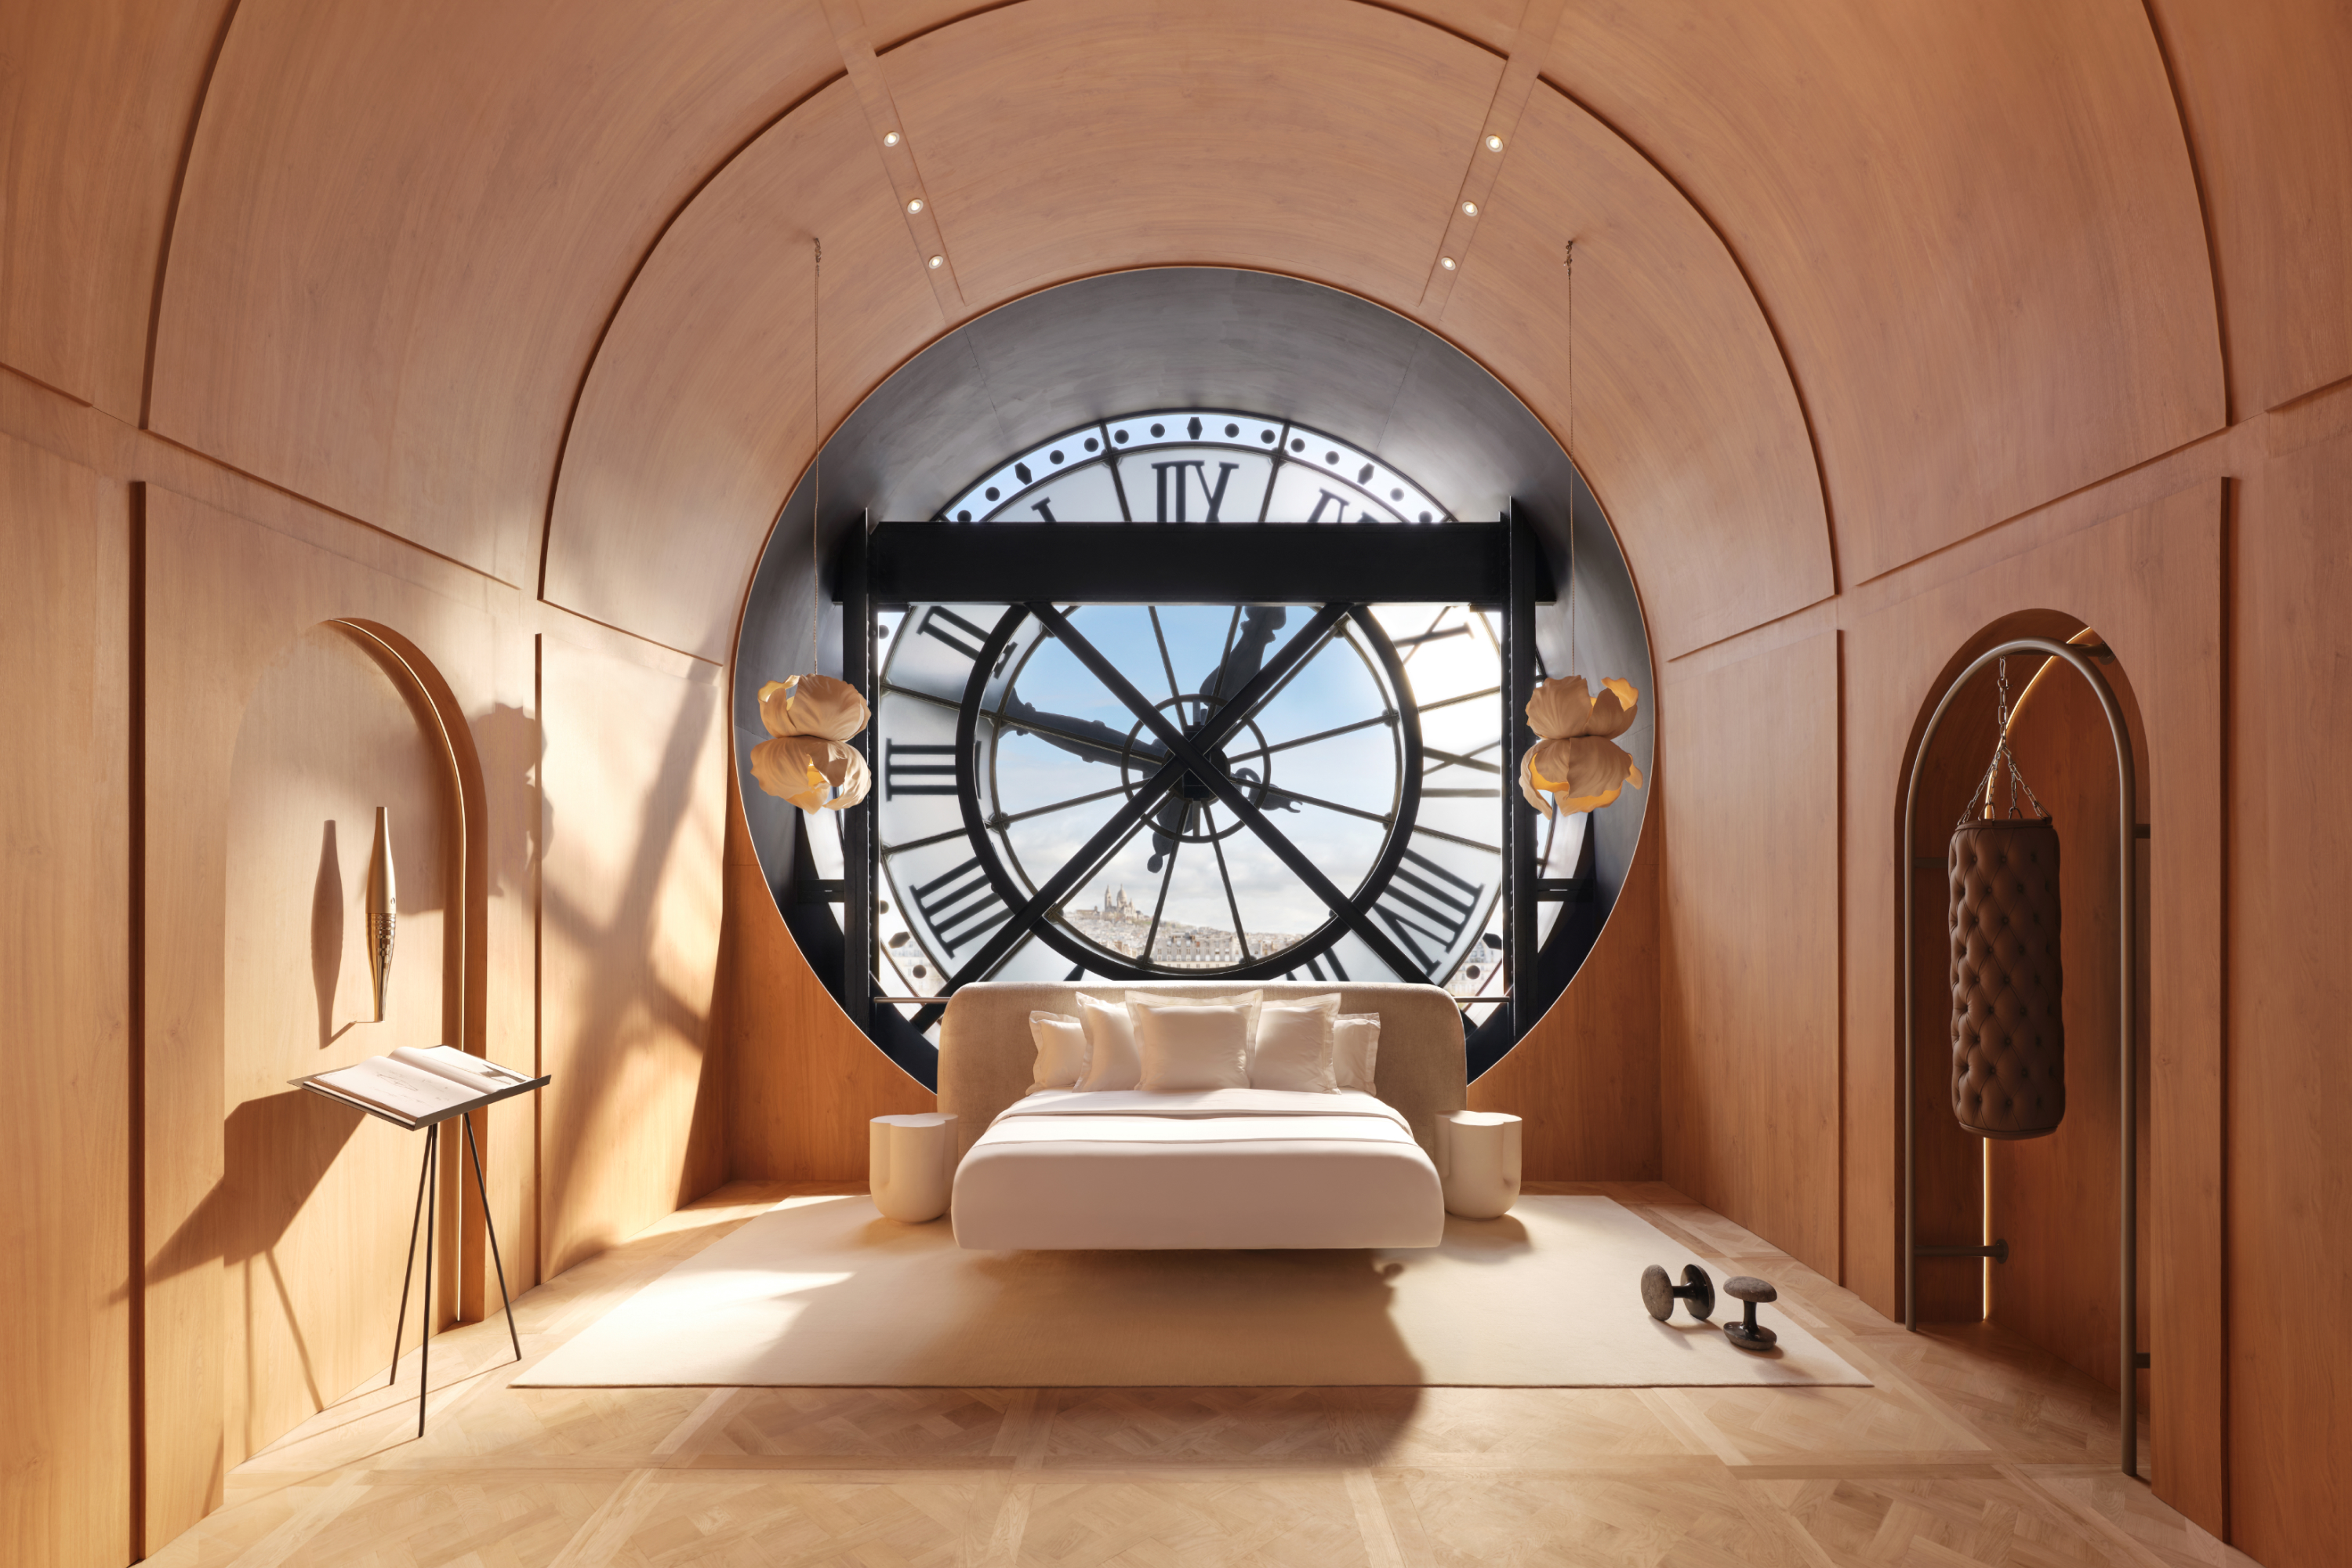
left=1660, top=632, right=1843, bottom=1278
left=1440, top=81, right=1831, bottom=656
left=543, top=79, right=943, bottom=663
left=537, top=635, right=729, bottom=1274
left=2147, top=0, right=2352, bottom=416
left=146, top=0, right=841, bottom=584
left=0, top=433, right=132, bottom=1568
left=0, top=0, right=234, bottom=419
left=1468, top=808, right=1663, bottom=1180
left=1552, top=0, right=2225, bottom=585
left=2227, top=412, right=2352, bottom=1568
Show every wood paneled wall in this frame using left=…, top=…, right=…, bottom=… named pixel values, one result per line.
left=2227, top=402, right=2352, bottom=1568
left=1469, top=815, right=1663, bottom=1181
left=1659, top=633, right=1843, bottom=1275
left=539, top=637, right=730, bottom=1272
left=0, top=432, right=131, bottom=1568
left=720, top=791, right=934, bottom=1183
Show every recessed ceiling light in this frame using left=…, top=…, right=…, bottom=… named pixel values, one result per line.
left=927, top=254, right=943, bottom=269
left=1485, top=133, right=1504, bottom=151
left=906, top=197, right=924, bottom=213
left=884, top=131, right=902, bottom=147
left=1440, top=256, right=1457, bottom=270
left=1462, top=201, right=1479, bottom=216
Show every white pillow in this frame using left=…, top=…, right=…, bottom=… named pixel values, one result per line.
left=1026, top=1011, right=1090, bottom=1094
left=1333, top=1013, right=1381, bottom=1094
left=1124, top=988, right=1263, bottom=1041
left=1131, top=1003, right=1252, bottom=1092
left=1249, top=993, right=1341, bottom=1092
left=1073, top=993, right=1143, bottom=1091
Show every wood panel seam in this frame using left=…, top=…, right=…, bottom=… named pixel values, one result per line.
left=1535, top=74, right=1842, bottom=598
left=137, top=0, right=249, bottom=431
left=2133, top=0, right=2236, bottom=428
left=823, top=0, right=969, bottom=318
left=1419, top=0, right=1564, bottom=315
left=529, top=68, right=855, bottom=606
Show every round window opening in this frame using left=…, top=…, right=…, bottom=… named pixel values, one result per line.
left=746, top=389, right=1645, bottom=1090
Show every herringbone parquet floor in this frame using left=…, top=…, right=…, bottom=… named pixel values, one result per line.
left=143, top=1181, right=2256, bottom=1568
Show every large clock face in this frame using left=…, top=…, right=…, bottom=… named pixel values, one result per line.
left=859, top=410, right=1512, bottom=1025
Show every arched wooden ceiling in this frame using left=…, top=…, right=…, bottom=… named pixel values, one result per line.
left=12, top=0, right=2339, bottom=662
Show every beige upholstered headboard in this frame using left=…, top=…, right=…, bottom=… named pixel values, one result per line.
left=938, top=981, right=1468, bottom=1163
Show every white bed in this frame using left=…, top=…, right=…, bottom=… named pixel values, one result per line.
left=952, top=1087, right=1444, bottom=1250
left=938, top=982, right=1465, bottom=1251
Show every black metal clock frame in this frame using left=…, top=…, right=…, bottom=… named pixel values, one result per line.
left=835, top=510, right=1555, bottom=1046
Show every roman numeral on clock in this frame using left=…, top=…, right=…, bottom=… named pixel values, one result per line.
left=884, top=740, right=959, bottom=798
left=915, top=605, right=991, bottom=661
left=1371, top=848, right=1483, bottom=976
left=908, top=858, right=1012, bottom=956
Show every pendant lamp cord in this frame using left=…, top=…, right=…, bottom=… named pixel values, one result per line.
left=1564, top=240, right=1577, bottom=677
left=811, top=236, right=822, bottom=672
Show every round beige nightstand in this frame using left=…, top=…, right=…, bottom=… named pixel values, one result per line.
left=869, top=1112, right=958, bottom=1222
left=1439, top=1110, right=1522, bottom=1218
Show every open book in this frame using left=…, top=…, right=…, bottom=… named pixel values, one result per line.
left=309, top=1046, right=536, bottom=1124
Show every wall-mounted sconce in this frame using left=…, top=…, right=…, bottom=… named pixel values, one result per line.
left=368, top=806, right=397, bottom=1020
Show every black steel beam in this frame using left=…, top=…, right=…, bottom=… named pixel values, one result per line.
left=863, top=521, right=1537, bottom=607
left=1506, top=503, right=1540, bottom=1041
left=840, top=526, right=874, bottom=1036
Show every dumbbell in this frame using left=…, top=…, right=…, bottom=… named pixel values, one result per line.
left=1722, top=1276, right=1779, bottom=1352
left=1640, top=1262, right=1715, bottom=1322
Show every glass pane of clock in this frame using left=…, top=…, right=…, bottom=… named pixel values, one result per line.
left=1263, top=459, right=1399, bottom=524
left=978, top=463, right=1124, bottom=524
left=1106, top=447, right=1276, bottom=524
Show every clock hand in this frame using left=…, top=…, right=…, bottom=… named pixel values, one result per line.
left=1196, top=605, right=1287, bottom=709
left=997, top=691, right=1167, bottom=770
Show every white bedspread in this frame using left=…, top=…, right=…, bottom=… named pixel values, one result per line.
left=952, top=1087, right=1444, bottom=1250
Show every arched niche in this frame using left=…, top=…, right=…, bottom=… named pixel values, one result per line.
left=1899, top=609, right=2152, bottom=1421
left=216, top=618, right=486, bottom=1464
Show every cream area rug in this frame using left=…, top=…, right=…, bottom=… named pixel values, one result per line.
left=514, top=1194, right=1869, bottom=1389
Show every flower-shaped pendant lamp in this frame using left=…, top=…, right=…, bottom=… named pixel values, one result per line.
left=747, top=237, right=873, bottom=815
left=1518, top=675, right=1645, bottom=817
left=750, top=673, right=872, bottom=811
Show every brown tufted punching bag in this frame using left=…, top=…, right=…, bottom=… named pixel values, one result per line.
left=1949, top=818, right=2063, bottom=1137
left=1947, top=657, right=2065, bottom=1139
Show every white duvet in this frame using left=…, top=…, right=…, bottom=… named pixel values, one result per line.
left=951, top=1087, right=1445, bottom=1251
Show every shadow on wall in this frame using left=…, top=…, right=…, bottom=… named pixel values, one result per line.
left=537, top=665, right=728, bottom=1265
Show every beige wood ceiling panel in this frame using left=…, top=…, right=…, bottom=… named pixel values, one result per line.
left=543, top=81, right=944, bottom=663
left=863, top=0, right=1526, bottom=55
left=1553, top=0, right=2223, bottom=583
left=879, top=0, right=1504, bottom=315
left=0, top=0, right=236, bottom=419
left=1443, top=83, right=1833, bottom=657
left=147, top=0, right=840, bottom=586
left=2147, top=0, right=2352, bottom=415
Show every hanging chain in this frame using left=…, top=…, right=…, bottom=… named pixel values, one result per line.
left=1959, top=655, right=2049, bottom=828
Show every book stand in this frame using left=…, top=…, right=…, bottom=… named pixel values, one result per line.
left=292, top=1069, right=550, bottom=1436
